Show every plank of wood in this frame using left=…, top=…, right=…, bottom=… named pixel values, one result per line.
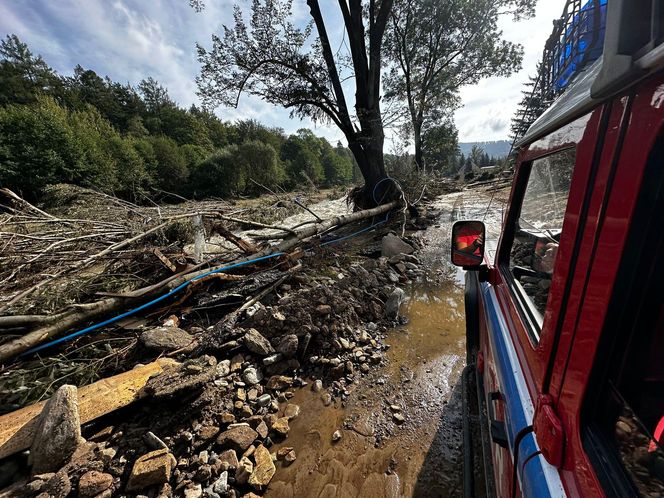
left=0, top=358, right=178, bottom=460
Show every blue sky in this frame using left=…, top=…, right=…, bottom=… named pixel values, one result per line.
left=1, top=0, right=566, bottom=145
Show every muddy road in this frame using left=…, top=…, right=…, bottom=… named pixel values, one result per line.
left=266, top=188, right=505, bottom=498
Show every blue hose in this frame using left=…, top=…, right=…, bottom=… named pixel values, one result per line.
left=21, top=184, right=403, bottom=358
left=20, top=252, right=285, bottom=357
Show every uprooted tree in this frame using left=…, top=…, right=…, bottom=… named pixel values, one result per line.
left=196, top=0, right=395, bottom=207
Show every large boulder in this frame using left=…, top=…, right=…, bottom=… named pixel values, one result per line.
left=216, top=426, right=258, bottom=452
left=381, top=234, right=414, bottom=258
left=140, top=327, right=193, bottom=352
left=242, top=329, right=275, bottom=356
left=30, top=385, right=81, bottom=473
left=385, top=288, right=406, bottom=319
left=126, top=448, right=173, bottom=491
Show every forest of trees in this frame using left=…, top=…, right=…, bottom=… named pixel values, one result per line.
left=0, top=35, right=356, bottom=201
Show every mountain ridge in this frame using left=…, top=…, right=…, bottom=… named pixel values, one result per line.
left=458, top=140, right=511, bottom=158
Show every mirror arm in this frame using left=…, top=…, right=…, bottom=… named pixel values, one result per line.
left=463, top=264, right=489, bottom=282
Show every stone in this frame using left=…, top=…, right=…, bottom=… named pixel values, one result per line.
left=360, top=364, right=370, bottom=374
left=243, top=367, right=263, bottom=385
left=30, top=384, right=81, bottom=473
left=127, top=448, right=173, bottom=491
left=230, top=353, right=244, bottom=371
left=220, top=412, right=236, bottom=425
left=249, top=445, right=276, bottom=489
left=283, top=449, right=297, bottom=465
left=312, top=379, right=323, bottom=392
left=42, top=471, right=71, bottom=498
left=276, top=447, right=294, bottom=460
left=256, top=421, right=269, bottom=439
left=184, top=483, right=202, bottom=498
left=316, top=304, right=332, bottom=315
left=140, top=326, right=193, bottom=352
left=266, top=375, right=293, bottom=390
left=235, top=457, right=254, bottom=485
left=257, top=394, right=272, bottom=407
left=219, top=449, right=239, bottom=470
left=216, top=426, right=258, bottom=452
left=393, top=413, right=406, bottom=424
left=321, top=393, right=332, bottom=406
left=283, top=403, right=300, bottom=420
left=332, top=430, right=342, bottom=442
left=331, top=363, right=345, bottom=379
left=198, top=425, right=220, bottom=443
left=381, top=234, right=414, bottom=258
left=276, top=334, right=298, bottom=358
left=271, top=417, right=290, bottom=437
left=78, top=471, right=113, bottom=498
left=213, top=471, right=229, bottom=495
left=216, top=360, right=231, bottom=378
left=385, top=288, right=406, bottom=319
left=144, top=431, right=168, bottom=450
left=243, top=329, right=275, bottom=356
left=263, top=353, right=283, bottom=366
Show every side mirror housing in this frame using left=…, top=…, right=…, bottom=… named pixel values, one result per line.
left=451, top=220, right=486, bottom=268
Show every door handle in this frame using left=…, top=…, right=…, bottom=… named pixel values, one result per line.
left=488, top=391, right=509, bottom=448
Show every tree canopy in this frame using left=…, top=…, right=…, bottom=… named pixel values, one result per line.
left=384, top=0, right=535, bottom=172
left=0, top=34, right=356, bottom=201
left=197, top=0, right=395, bottom=206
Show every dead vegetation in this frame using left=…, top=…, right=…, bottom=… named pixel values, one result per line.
left=0, top=179, right=452, bottom=497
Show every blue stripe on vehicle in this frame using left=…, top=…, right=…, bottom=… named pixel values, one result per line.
left=482, top=284, right=567, bottom=498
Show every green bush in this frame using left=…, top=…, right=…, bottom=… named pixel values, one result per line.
left=238, top=141, right=284, bottom=193
left=149, top=136, right=189, bottom=193
left=0, top=96, right=84, bottom=198
left=189, top=146, right=245, bottom=198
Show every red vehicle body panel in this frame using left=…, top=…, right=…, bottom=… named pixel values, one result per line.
left=474, top=70, right=664, bottom=497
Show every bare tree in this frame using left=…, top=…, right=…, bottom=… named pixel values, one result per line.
left=196, top=0, right=395, bottom=206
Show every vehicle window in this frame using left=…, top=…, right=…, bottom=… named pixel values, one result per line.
left=508, top=148, right=575, bottom=325
left=588, top=286, right=664, bottom=497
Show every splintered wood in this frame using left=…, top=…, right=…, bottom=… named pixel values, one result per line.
left=0, top=358, right=178, bottom=460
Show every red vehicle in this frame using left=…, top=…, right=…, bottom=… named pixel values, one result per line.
left=453, top=1, right=664, bottom=497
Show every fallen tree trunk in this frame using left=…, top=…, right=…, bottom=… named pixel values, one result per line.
left=0, top=200, right=399, bottom=363
left=0, top=358, right=178, bottom=460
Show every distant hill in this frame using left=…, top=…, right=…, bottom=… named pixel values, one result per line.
left=459, top=140, right=511, bottom=158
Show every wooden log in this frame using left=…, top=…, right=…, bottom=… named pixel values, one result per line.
left=0, top=200, right=400, bottom=362
left=0, top=358, right=178, bottom=460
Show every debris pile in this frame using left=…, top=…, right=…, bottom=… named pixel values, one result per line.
left=0, top=183, right=442, bottom=496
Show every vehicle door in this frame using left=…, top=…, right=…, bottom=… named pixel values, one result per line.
left=477, top=104, right=614, bottom=496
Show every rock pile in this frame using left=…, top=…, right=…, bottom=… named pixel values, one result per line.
left=12, top=232, right=431, bottom=497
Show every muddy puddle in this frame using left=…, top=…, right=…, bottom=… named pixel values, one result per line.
left=265, top=188, right=506, bottom=497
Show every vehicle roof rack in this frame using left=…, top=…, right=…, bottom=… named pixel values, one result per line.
left=511, top=0, right=664, bottom=150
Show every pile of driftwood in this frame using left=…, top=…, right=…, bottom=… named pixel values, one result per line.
left=0, top=186, right=399, bottom=364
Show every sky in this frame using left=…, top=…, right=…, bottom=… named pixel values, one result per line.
left=0, top=0, right=567, bottom=146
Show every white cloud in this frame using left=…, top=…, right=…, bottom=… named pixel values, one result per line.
left=455, top=0, right=568, bottom=142
left=1, top=0, right=567, bottom=146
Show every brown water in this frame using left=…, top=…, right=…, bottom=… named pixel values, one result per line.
left=266, top=188, right=506, bottom=498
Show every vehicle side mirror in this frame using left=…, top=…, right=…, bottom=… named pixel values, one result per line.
left=451, top=220, right=486, bottom=268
